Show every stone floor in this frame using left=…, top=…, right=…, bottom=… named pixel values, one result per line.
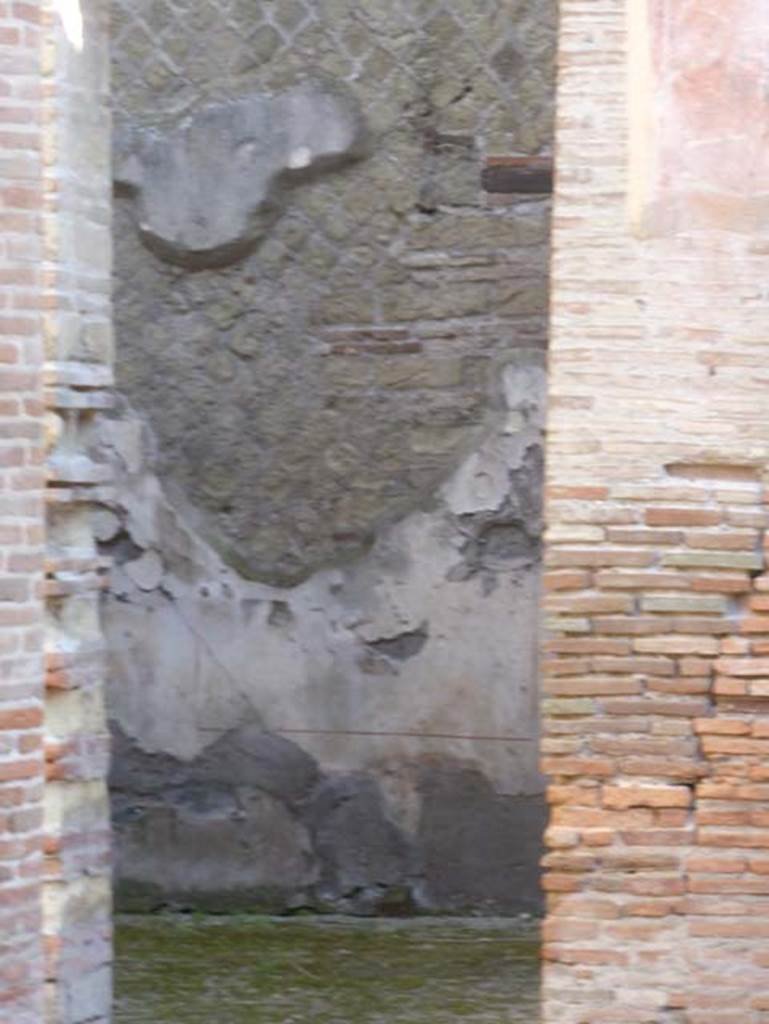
left=114, top=915, right=541, bottom=1023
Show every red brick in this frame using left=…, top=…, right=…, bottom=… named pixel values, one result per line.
left=541, top=874, right=583, bottom=893
left=603, top=785, right=692, bottom=810
left=622, top=897, right=684, bottom=917
left=669, top=617, right=731, bottom=635
left=601, top=697, right=709, bottom=717
left=541, top=918, right=600, bottom=941
left=590, top=618, right=660, bottom=638
left=686, top=530, right=758, bottom=550
left=713, top=676, right=748, bottom=696
left=680, top=656, right=714, bottom=676
left=720, top=637, right=751, bottom=655
left=552, top=807, right=652, bottom=829
left=546, top=547, right=656, bottom=568
left=547, top=784, right=602, bottom=806
left=592, top=655, right=676, bottom=676
left=545, top=638, right=632, bottom=655
left=690, top=920, right=769, bottom=938
left=701, top=736, right=769, bottom=756
left=607, top=527, right=685, bottom=545
left=715, top=656, right=769, bottom=677
left=543, top=570, right=592, bottom=591
left=739, top=616, right=769, bottom=634
left=694, top=718, right=750, bottom=735
left=691, top=575, right=753, bottom=593
left=0, top=759, right=38, bottom=782
left=647, top=677, right=710, bottom=695
left=686, top=855, right=746, bottom=874
left=620, top=758, right=706, bottom=781
left=544, top=593, right=634, bottom=613
left=544, top=676, right=642, bottom=697
left=541, top=756, right=616, bottom=778
left=699, top=830, right=769, bottom=849
left=0, top=706, right=40, bottom=729
left=626, top=876, right=686, bottom=897
left=596, top=570, right=690, bottom=590
left=592, top=736, right=695, bottom=757
left=646, top=508, right=722, bottom=527
left=547, top=486, right=609, bottom=500
left=633, top=634, right=719, bottom=656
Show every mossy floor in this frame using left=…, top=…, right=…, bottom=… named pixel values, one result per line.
left=114, top=915, right=541, bottom=1023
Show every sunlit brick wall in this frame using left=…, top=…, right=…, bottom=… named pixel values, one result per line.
left=542, top=2, right=769, bottom=1022
left=0, top=4, right=47, bottom=1023
left=0, top=3, right=114, bottom=1022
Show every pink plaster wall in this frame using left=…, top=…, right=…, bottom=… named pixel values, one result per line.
left=652, top=0, right=769, bottom=232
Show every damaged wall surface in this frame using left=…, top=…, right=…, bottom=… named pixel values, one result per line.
left=104, top=0, right=555, bottom=914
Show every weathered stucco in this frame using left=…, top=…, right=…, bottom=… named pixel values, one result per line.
left=114, top=82, right=368, bottom=268
left=106, top=0, right=555, bottom=913
left=101, top=376, right=546, bottom=913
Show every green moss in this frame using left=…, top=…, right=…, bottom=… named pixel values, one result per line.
left=115, top=915, right=541, bottom=1023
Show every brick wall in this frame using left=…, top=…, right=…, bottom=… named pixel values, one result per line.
left=0, top=2, right=113, bottom=1022
left=542, top=2, right=769, bottom=1022
left=0, top=4, right=48, bottom=1023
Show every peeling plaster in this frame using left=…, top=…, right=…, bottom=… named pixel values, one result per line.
left=97, top=356, right=546, bottom=912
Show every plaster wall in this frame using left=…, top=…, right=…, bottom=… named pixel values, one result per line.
left=106, top=0, right=555, bottom=914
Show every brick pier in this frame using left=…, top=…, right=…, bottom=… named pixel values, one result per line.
left=0, top=3, right=47, bottom=1016
left=542, top=2, right=769, bottom=1022
left=0, top=3, right=112, bottom=1022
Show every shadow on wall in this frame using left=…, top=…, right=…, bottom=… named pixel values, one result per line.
left=111, top=724, right=546, bottom=916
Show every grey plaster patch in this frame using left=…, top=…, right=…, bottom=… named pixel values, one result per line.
left=99, top=390, right=546, bottom=913
left=267, top=600, right=294, bottom=629
left=115, top=82, right=367, bottom=268
left=454, top=442, right=543, bottom=576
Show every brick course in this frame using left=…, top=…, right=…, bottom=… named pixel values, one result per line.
left=0, top=3, right=112, bottom=1022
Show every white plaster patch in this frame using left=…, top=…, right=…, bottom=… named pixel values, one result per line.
left=288, top=146, right=312, bottom=169
left=54, top=0, right=84, bottom=51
